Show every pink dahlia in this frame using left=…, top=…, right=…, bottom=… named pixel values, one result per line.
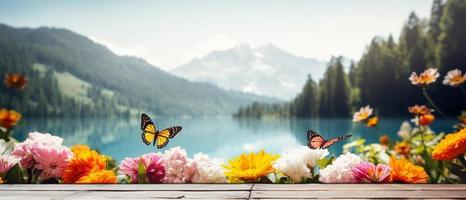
left=119, top=152, right=165, bottom=183
left=352, top=162, right=391, bottom=183
left=11, top=140, right=37, bottom=169
left=0, top=155, right=21, bottom=175
left=161, top=147, right=198, bottom=183
left=33, top=146, right=72, bottom=180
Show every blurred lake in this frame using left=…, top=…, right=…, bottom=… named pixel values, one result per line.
left=13, top=117, right=457, bottom=162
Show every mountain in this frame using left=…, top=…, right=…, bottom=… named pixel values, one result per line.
left=0, top=24, right=274, bottom=117
left=172, top=44, right=327, bottom=100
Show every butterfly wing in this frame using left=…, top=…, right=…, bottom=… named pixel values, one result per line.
left=321, top=135, right=352, bottom=149
left=307, top=130, right=325, bottom=149
left=141, top=113, right=157, bottom=145
left=154, top=126, right=182, bottom=148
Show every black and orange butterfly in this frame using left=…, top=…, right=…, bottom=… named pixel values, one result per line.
left=307, top=130, right=351, bottom=149
left=140, top=113, right=182, bottom=149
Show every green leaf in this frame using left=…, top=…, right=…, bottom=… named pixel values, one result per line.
left=317, top=156, right=334, bottom=169
left=137, top=160, right=146, bottom=184
left=4, top=164, right=25, bottom=184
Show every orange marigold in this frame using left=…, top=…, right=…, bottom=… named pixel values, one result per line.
left=76, top=170, right=116, bottom=184
left=432, top=128, right=466, bottom=161
left=419, top=114, right=435, bottom=126
left=0, top=109, right=21, bottom=129
left=379, top=135, right=390, bottom=146
left=4, top=73, right=27, bottom=89
left=62, top=150, right=107, bottom=183
left=366, top=117, right=379, bottom=127
left=394, top=142, right=410, bottom=157
left=408, top=105, right=432, bottom=116
left=70, top=144, right=92, bottom=155
left=389, top=157, right=428, bottom=183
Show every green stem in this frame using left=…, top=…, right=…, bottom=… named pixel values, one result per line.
left=422, top=87, right=446, bottom=117
left=459, top=155, right=466, bottom=167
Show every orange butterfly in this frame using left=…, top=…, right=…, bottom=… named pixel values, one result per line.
left=307, top=130, right=351, bottom=149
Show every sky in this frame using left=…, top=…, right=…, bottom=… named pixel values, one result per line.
left=0, top=0, right=432, bottom=70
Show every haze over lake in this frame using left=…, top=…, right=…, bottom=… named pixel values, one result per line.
left=14, top=117, right=456, bottom=161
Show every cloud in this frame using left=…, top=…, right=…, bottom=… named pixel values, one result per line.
left=88, top=35, right=161, bottom=66
left=187, top=34, right=237, bottom=60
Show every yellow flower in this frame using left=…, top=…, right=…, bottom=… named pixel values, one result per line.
left=353, top=106, right=373, bottom=122
left=366, top=117, right=379, bottom=127
left=432, top=128, right=466, bottom=161
left=76, top=170, right=116, bottom=184
left=390, top=157, right=428, bottom=183
left=0, top=109, right=21, bottom=129
left=443, top=69, right=466, bottom=87
left=409, top=68, right=439, bottom=86
left=70, top=144, right=92, bottom=155
left=223, top=150, right=279, bottom=183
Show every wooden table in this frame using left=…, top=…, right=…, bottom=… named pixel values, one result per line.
left=1, top=184, right=465, bottom=199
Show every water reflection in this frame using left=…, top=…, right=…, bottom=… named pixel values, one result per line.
left=13, top=117, right=456, bottom=162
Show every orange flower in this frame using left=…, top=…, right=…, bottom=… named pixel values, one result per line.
left=0, top=177, right=3, bottom=184
left=0, top=109, right=21, bottom=129
left=366, top=117, right=379, bottom=127
left=432, top=128, right=466, bottom=161
left=389, top=157, right=428, bottom=183
left=409, top=68, right=439, bottom=86
left=70, top=144, right=92, bottom=155
left=4, top=73, right=27, bottom=89
left=76, top=170, right=116, bottom=184
left=62, top=150, right=107, bottom=183
left=419, top=114, right=435, bottom=126
left=394, top=142, right=410, bottom=157
left=379, top=135, right=389, bottom=146
left=408, top=105, right=432, bottom=116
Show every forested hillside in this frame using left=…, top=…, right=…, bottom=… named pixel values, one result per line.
left=235, top=0, right=466, bottom=118
left=0, top=24, right=273, bottom=117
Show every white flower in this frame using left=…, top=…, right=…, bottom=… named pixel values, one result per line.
left=28, top=131, right=63, bottom=147
left=300, top=147, right=329, bottom=168
left=191, top=153, right=226, bottom=183
left=397, top=121, right=412, bottom=140
left=319, top=152, right=363, bottom=183
left=353, top=106, right=373, bottom=122
left=443, top=69, right=466, bottom=87
left=274, top=146, right=328, bottom=183
left=0, top=155, right=21, bottom=175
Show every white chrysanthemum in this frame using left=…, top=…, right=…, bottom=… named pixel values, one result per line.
left=191, top=153, right=226, bottom=183
left=300, top=147, right=329, bottom=168
left=319, top=152, right=363, bottom=183
left=443, top=69, right=466, bottom=87
left=274, top=150, right=310, bottom=183
left=397, top=121, right=412, bottom=140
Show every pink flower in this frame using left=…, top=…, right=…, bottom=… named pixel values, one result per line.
left=119, top=152, right=165, bottom=183
left=0, top=155, right=21, bottom=175
left=352, top=162, right=391, bottom=183
left=11, top=132, right=66, bottom=170
left=161, top=147, right=198, bottom=183
left=11, top=140, right=37, bottom=169
left=33, top=146, right=72, bottom=180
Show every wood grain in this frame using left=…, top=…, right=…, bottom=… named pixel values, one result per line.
left=1, top=184, right=466, bottom=199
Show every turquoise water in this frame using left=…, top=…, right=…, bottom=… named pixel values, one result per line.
left=13, top=117, right=456, bottom=162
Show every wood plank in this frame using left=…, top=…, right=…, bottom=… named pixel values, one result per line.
left=0, top=191, right=250, bottom=199
left=0, top=184, right=253, bottom=191
left=253, top=184, right=466, bottom=191
left=250, top=190, right=466, bottom=199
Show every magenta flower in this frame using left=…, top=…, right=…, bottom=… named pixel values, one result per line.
left=0, top=155, right=21, bottom=176
left=119, top=152, right=165, bottom=183
left=33, top=146, right=72, bottom=180
left=352, top=162, right=391, bottom=183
